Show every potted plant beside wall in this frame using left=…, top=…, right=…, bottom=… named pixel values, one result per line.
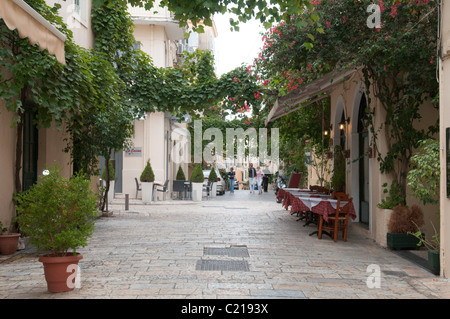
left=0, top=221, right=20, bottom=255
left=409, top=222, right=440, bottom=275
left=140, top=159, right=155, bottom=203
left=15, top=166, right=98, bottom=292
left=407, top=138, right=440, bottom=274
left=386, top=205, right=424, bottom=250
left=190, top=163, right=204, bottom=202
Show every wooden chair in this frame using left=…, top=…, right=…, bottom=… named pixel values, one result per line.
left=135, top=177, right=142, bottom=199
left=318, top=197, right=352, bottom=242
left=331, top=191, right=349, bottom=200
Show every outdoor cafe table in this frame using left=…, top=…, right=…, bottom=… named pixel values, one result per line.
left=278, top=188, right=320, bottom=209
left=292, top=196, right=356, bottom=222
left=290, top=196, right=357, bottom=237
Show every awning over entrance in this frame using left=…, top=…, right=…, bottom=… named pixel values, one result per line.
left=0, top=0, right=66, bottom=64
left=265, top=67, right=360, bottom=125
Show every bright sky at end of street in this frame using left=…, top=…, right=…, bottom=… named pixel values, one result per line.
left=214, top=13, right=266, bottom=76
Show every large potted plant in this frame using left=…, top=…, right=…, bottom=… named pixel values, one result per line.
left=140, top=159, right=155, bottom=203
left=0, top=221, right=20, bottom=255
left=208, top=168, right=218, bottom=197
left=15, top=166, right=98, bottom=292
left=386, top=205, right=424, bottom=250
left=407, top=138, right=440, bottom=274
left=190, top=163, right=204, bottom=202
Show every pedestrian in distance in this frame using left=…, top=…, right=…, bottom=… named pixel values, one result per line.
left=248, top=163, right=256, bottom=194
left=256, top=166, right=265, bottom=195
left=228, top=167, right=236, bottom=193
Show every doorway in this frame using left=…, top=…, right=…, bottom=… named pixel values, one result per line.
left=357, top=94, right=370, bottom=226
left=22, top=107, right=38, bottom=191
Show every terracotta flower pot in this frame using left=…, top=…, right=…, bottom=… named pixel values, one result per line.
left=0, top=233, right=20, bottom=255
left=39, top=253, right=83, bottom=292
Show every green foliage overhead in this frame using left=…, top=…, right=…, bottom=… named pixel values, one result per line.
left=140, top=160, right=155, bottom=182
left=255, top=0, right=439, bottom=204
left=15, top=166, right=98, bottom=256
left=93, top=0, right=316, bottom=33
left=190, top=163, right=204, bottom=183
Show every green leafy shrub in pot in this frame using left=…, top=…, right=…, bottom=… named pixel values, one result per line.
left=190, top=163, right=204, bottom=183
left=140, top=160, right=155, bottom=182
left=15, top=166, right=98, bottom=256
left=208, top=168, right=218, bottom=182
left=176, top=166, right=186, bottom=180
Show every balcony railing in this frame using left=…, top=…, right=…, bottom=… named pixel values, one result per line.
left=127, top=3, right=174, bottom=19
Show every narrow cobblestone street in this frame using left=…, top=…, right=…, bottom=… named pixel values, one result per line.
left=1, top=190, right=449, bottom=300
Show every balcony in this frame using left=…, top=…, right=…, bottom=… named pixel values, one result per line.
left=128, top=4, right=185, bottom=40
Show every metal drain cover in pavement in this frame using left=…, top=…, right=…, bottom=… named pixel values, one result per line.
left=196, top=260, right=250, bottom=272
left=203, top=246, right=249, bottom=257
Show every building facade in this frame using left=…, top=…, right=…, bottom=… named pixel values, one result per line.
left=0, top=0, right=94, bottom=229
left=115, top=3, right=217, bottom=200
left=267, top=67, right=440, bottom=255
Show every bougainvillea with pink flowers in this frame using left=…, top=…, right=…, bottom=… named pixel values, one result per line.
left=255, top=0, right=439, bottom=204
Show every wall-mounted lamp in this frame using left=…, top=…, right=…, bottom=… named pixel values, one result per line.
left=339, top=117, right=350, bottom=130
left=324, top=124, right=332, bottom=136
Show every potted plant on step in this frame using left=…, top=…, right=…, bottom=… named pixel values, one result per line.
left=190, top=163, right=204, bottom=202
left=140, top=159, right=155, bottom=203
left=386, top=205, right=424, bottom=250
left=15, top=166, right=98, bottom=292
left=0, top=221, right=20, bottom=255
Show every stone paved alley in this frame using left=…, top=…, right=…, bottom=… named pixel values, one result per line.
left=1, top=189, right=449, bottom=300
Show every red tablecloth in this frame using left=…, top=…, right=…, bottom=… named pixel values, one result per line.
left=276, top=188, right=285, bottom=201
left=289, top=197, right=357, bottom=222
left=311, top=200, right=356, bottom=222
left=290, top=197, right=309, bottom=214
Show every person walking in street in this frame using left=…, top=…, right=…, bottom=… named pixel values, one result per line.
left=256, top=166, right=265, bottom=195
left=248, top=163, right=256, bottom=193
left=228, top=167, right=236, bottom=193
